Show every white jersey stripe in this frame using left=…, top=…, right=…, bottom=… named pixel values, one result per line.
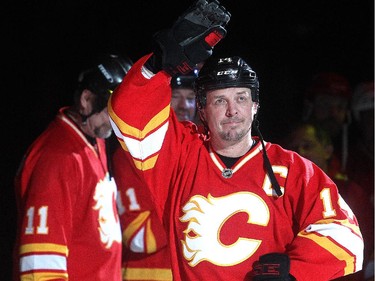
left=306, top=222, right=364, bottom=270
left=20, top=254, right=67, bottom=272
left=123, top=122, right=168, bottom=160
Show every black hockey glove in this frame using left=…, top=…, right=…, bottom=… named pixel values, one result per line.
left=149, top=0, right=230, bottom=76
left=252, top=253, right=296, bottom=281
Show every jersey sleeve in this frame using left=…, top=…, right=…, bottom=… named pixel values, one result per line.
left=283, top=153, right=364, bottom=280
left=108, top=53, right=200, bottom=215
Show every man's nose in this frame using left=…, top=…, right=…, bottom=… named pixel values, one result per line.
left=225, top=102, right=237, bottom=117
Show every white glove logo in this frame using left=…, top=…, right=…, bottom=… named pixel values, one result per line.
left=180, top=192, right=269, bottom=266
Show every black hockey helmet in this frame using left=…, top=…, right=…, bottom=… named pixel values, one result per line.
left=194, top=56, right=259, bottom=108
left=77, top=53, right=133, bottom=113
left=171, top=75, right=196, bottom=90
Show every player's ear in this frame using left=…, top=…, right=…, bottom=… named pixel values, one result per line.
left=80, top=89, right=94, bottom=115
left=253, top=102, right=259, bottom=115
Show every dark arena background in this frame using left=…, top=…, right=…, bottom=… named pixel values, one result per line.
left=2, top=0, right=373, bottom=279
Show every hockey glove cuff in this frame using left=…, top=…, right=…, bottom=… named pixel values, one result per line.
left=252, top=253, right=296, bottom=281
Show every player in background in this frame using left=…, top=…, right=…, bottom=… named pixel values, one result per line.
left=347, top=81, right=374, bottom=281
left=112, top=73, right=197, bottom=281
left=108, top=0, right=364, bottom=280
left=302, top=72, right=353, bottom=175
left=284, top=121, right=373, bottom=281
left=14, top=54, right=132, bottom=281
left=171, top=74, right=198, bottom=122
left=347, top=81, right=374, bottom=201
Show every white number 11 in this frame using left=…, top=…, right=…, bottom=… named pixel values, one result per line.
left=25, top=206, right=49, bottom=235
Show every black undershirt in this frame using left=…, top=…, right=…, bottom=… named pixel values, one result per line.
left=217, top=140, right=258, bottom=169
left=218, top=155, right=241, bottom=169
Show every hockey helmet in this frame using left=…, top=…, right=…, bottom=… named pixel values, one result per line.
left=77, top=53, right=133, bottom=113
left=171, top=74, right=196, bottom=90
left=194, top=56, right=259, bottom=108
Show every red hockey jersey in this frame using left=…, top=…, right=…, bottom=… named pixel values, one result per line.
left=108, top=54, right=364, bottom=281
left=112, top=146, right=172, bottom=281
left=14, top=108, right=122, bottom=281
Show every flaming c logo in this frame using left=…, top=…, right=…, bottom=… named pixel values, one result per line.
left=93, top=177, right=122, bottom=248
left=180, top=192, right=269, bottom=267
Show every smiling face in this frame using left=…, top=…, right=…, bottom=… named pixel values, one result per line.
left=200, top=87, right=258, bottom=154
